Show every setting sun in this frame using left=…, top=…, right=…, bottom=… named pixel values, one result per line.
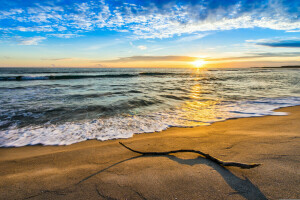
left=192, top=60, right=207, bottom=68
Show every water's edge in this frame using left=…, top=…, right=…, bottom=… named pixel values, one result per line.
left=1, top=104, right=299, bottom=148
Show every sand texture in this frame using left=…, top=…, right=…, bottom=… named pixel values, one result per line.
left=0, top=106, right=300, bottom=200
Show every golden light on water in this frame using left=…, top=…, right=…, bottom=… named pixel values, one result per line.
left=190, top=84, right=202, bottom=99
left=169, top=79, right=231, bottom=127
left=191, top=60, right=206, bottom=68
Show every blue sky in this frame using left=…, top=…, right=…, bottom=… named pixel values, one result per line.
left=0, top=0, right=299, bottom=67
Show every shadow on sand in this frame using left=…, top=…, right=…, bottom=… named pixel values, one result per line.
left=78, top=155, right=267, bottom=200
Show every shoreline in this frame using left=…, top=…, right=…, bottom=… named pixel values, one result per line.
left=1, top=103, right=299, bottom=149
left=1, top=106, right=300, bottom=199
left=0, top=104, right=294, bottom=151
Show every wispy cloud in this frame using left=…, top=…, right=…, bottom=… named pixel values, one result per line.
left=42, top=57, right=73, bottom=61
left=0, top=0, right=299, bottom=39
left=48, top=33, right=82, bottom=38
left=96, top=56, right=199, bottom=63
left=14, top=26, right=54, bottom=32
left=255, top=39, right=300, bottom=48
left=96, top=52, right=300, bottom=63
left=176, top=33, right=211, bottom=42
left=137, top=45, right=147, bottom=50
left=19, top=36, right=46, bottom=45
left=205, top=52, right=300, bottom=61
left=286, top=30, right=300, bottom=33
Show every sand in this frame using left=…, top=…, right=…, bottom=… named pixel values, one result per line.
left=0, top=106, right=299, bottom=200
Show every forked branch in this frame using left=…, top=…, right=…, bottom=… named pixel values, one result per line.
left=119, top=142, right=260, bottom=169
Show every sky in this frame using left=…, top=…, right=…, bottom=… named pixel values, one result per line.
left=0, top=0, right=299, bottom=68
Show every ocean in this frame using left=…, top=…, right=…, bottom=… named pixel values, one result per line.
left=0, top=67, right=299, bottom=147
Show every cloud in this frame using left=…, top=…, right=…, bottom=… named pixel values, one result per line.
left=19, top=36, right=46, bottom=45
left=255, top=39, right=300, bottom=48
left=137, top=45, right=147, bottom=50
left=48, top=33, right=82, bottom=38
left=176, top=33, right=211, bottom=42
left=205, top=52, right=300, bottom=61
left=42, top=57, right=73, bottom=61
left=97, top=52, right=300, bottom=63
left=12, top=26, right=54, bottom=32
left=96, top=56, right=199, bottom=63
left=0, top=0, right=299, bottom=39
left=286, top=30, right=300, bottom=33
left=0, top=8, right=23, bottom=19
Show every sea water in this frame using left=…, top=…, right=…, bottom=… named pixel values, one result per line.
left=0, top=67, right=299, bottom=147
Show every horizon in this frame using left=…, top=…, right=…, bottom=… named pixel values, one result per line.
left=0, top=65, right=300, bottom=69
left=0, top=0, right=300, bottom=68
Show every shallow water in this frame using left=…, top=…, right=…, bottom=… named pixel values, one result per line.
left=0, top=67, right=299, bottom=147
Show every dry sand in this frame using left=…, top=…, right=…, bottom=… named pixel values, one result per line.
left=0, top=106, right=299, bottom=200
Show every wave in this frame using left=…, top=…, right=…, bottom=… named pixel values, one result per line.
left=0, top=72, right=183, bottom=81
left=0, top=74, right=137, bottom=81
left=1, top=97, right=300, bottom=147
left=0, top=97, right=163, bottom=129
left=160, top=94, right=190, bottom=100
left=139, top=72, right=174, bottom=76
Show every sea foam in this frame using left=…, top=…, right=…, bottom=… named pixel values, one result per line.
left=1, top=97, right=299, bottom=147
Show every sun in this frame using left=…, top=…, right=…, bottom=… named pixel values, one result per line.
left=191, top=60, right=206, bottom=68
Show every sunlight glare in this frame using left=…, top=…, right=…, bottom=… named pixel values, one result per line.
left=191, top=60, right=206, bottom=68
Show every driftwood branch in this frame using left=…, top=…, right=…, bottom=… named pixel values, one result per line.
left=119, top=142, right=260, bottom=169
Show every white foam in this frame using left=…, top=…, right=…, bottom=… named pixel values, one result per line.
left=0, top=115, right=169, bottom=147
left=1, top=97, right=300, bottom=147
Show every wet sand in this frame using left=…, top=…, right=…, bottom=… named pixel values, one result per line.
left=0, top=106, right=299, bottom=200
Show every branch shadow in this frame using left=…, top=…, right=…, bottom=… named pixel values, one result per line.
left=166, top=155, right=267, bottom=200
left=78, top=154, right=267, bottom=200
left=77, top=155, right=143, bottom=185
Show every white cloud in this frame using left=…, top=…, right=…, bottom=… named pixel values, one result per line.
left=49, top=33, right=82, bottom=38
left=15, top=26, right=54, bottom=32
left=286, top=30, right=300, bottom=33
left=137, top=45, right=147, bottom=50
left=0, top=8, right=23, bottom=19
left=176, top=33, right=211, bottom=42
left=19, top=36, right=46, bottom=45
left=0, top=1, right=299, bottom=39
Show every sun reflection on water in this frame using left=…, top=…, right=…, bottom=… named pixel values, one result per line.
left=169, top=72, right=230, bottom=127
left=189, top=84, right=202, bottom=99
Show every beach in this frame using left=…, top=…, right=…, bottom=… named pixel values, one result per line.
left=0, top=106, right=299, bottom=200
left=1, top=0, right=300, bottom=199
